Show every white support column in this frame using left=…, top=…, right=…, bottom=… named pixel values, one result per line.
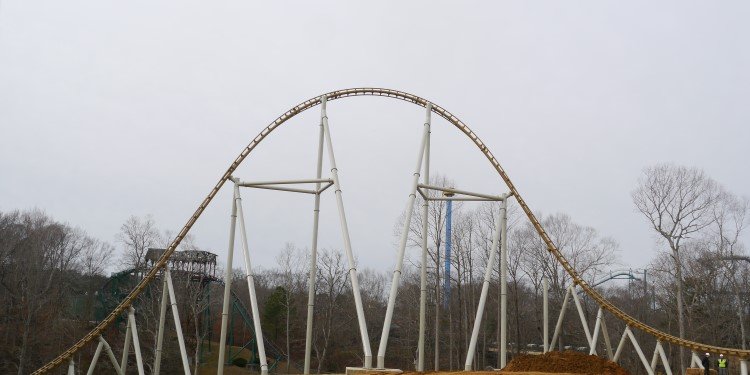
left=320, top=95, right=373, bottom=368
left=600, top=315, right=614, bottom=359
left=571, top=286, right=593, bottom=348
left=625, top=327, right=654, bottom=375
left=692, top=351, right=705, bottom=369
left=464, top=200, right=504, bottom=370
left=656, top=341, right=673, bottom=375
left=120, top=315, right=131, bottom=373
left=87, top=340, right=104, bottom=375
left=304, top=105, right=326, bottom=375
left=68, top=358, right=75, bottom=375
left=153, top=273, right=169, bottom=375
left=165, top=265, right=192, bottom=375
left=549, top=286, right=572, bottom=350
left=235, top=188, right=269, bottom=375
left=740, top=360, right=747, bottom=375
left=127, top=307, right=146, bottom=375
left=613, top=327, right=629, bottom=362
left=500, top=200, right=509, bottom=368
left=378, top=103, right=432, bottom=369
left=543, top=278, right=549, bottom=353
left=100, top=336, right=125, bottom=375
left=589, top=307, right=603, bottom=355
left=651, top=344, right=660, bottom=370
left=417, top=104, right=431, bottom=372
left=217, top=181, right=239, bottom=375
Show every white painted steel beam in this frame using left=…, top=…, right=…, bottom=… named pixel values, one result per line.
left=238, top=178, right=333, bottom=186
left=571, top=285, right=593, bottom=348
left=625, top=327, right=654, bottom=375
left=692, top=351, right=705, bottom=369
left=613, top=327, right=628, bottom=362
left=590, top=307, right=603, bottom=355
left=378, top=103, right=432, bottom=369
left=464, top=201, right=503, bottom=370
left=304, top=108, right=326, bottom=375
left=320, top=95, right=373, bottom=368
left=656, top=341, right=673, bottom=375
left=500, top=200, right=509, bottom=368
left=217, top=181, right=239, bottom=375
left=100, top=336, right=125, bottom=375
left=153, top=274, right=169, bottom=375
left=86, top=341, right=104, bottom=375
left=417, top=103, right=431, bottom=372
left=549, top=286, right=572, bottom=350
left=120, top=316, right=131, bottom=373
left=165, top=265, right=192, bottom=375
left=543, top=278, right=549, bottom=353
left=417, top=184, right=508, bottom=201
left=600, top=315, right=614, bottom=359
left=235, top=189, right=269, bottom=375
left=239, top=184, right=318, bottom=194
left=127, top=307, right=146, bottom=375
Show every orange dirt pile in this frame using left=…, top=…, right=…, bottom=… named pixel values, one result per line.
left=502, top=351, right=631, bottom=375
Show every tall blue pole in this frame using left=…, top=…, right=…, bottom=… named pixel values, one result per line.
left=444, top=200, right=452, bottom=309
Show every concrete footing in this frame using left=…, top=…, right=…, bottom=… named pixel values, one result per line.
left=345, top=367, right=403, bottom=375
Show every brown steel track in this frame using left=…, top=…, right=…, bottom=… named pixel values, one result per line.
left=33, top=88, right=748, bottom=373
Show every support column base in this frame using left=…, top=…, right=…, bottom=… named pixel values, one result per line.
left=346, top=367, right=402, bottom=375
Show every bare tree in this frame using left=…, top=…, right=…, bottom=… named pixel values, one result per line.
left=711, top=189, right=749, bottom=348
left=276, top=242, right=308, bottom=372
left=632, top=163, right=719, bottom=372
left=117, top=215, right=160, bottom=272
left=313, top=248, right=349, bottom=373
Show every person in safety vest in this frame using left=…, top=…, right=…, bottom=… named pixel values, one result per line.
left=717, top=354, right=728, bottom=375
left=702, top=353, right=711, bottom=375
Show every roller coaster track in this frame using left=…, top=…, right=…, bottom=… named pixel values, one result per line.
left=33, top=88, right=749, bottom=373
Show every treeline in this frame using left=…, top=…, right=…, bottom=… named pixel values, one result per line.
left=0, top=163, right=747, bottom=375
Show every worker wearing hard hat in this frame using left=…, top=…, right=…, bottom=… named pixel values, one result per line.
left=717, top=354, right=728, bottom=375
left=702, top=353, right=711, bottom=375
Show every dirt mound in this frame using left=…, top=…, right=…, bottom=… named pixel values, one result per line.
left=503, top=351, right=630, bottom=375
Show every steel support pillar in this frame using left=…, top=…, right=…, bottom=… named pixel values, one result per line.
left=571, top=286, right=593, bottom=348
left=590, top=307, right=603, bottom=355
left=153, top=273, right=169, bottom=375
left=378, top=103, right=432, bottom=369
left=600, top=315, right=614, bottom=359
left=741, top=360, right=748, bottom=375
left=417, top=104, right=431, bottom=372
left=655, top=341, right=673, bottom=375
left=120, top=315, right=132, bottom=373
left=464, top=199, right=504, bottom=370
left=613, top=328, right=628, bottom=362
left=165, top=265, right=192, bottom=375
left=691, top=351, right=705, bottom=369
left=127, top=307, right=146, bottom=375
left=99, top=337, right=124, bottom=375
left=67, top=359, right=75, bottom=375
left=499, top=200, right=508, bottom=368
left=543, top=278, right=549, bottom=353
left=235, top=187, right=269, bottom=375
left=86, top=340, right=104, bottom=375
left=320, top=95, right=373, bottom=368
left=550, top=286, right=572, bottom=350
left=304, top=104, right=326, bottom=375
left=625, top=327, right=654, bottom=375
left=217, top=180, right=239, bottom=375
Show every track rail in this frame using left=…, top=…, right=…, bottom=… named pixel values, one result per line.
left=33, top=88, right=749, bottom=373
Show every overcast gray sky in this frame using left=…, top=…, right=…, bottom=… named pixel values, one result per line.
left=1, top=1, right=749, bottom=274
